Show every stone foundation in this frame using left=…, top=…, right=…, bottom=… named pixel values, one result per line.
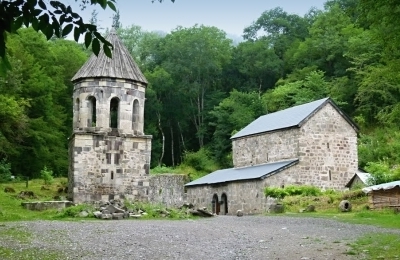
left=68, top=133, right=152, bottom=203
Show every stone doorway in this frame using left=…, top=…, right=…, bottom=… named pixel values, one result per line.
left=220, top=193, right=228, bottom=215
left=212, top=194, right=220, bottom=215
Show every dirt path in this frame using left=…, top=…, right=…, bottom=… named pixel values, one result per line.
left=1, top=215, right=398, bottom=259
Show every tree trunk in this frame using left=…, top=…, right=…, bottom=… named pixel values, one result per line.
left=170, top=124, right=175, bottom=167
left=178, top=121, right=186, bottom=151
left=157, top=112, right=165, bottom=167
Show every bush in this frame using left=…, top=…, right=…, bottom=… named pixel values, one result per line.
left=0, top=158, right=12, bottom=183
left=181, top=148, right=218, bottom=172
left=264, top=187, right=288, bottom=199
left=264, top=185, right=322, bottom=199
left=40, top=166, right=54, bottom=185
left=56, top=204, right=94, bottom=218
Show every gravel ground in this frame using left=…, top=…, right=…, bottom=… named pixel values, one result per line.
left=1, top=215, right=399, bottom=260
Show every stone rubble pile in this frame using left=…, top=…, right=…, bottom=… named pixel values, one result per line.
left=82, top=200, right=214, bottom=220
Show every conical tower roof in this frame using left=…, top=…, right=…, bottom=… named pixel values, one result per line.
left=71, top=29, right=147, bottom=84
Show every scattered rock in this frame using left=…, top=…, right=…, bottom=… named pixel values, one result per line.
left=4, top=187, right=15, bottom=193
left=236, top=210, right=243, bottom=217
left=112, top=213, right=124, bottom=220
left=267, top=203, right=284, bottom=213
left=300, top=205, right=315, bottom=213
left=93, top=211, right=102, bottom=219
left=18, top=191, right=36, bottom=199
left=79, top=211, right=89, bottom=218
left=179, top=202, right=194, bottom=209
left=338, top=200, right=352, bottom=212
left=101, top=214, right=112, bottom=220
left=41, top=186, right=50, bottom=191
left=188, top=208, right=214, bottom=217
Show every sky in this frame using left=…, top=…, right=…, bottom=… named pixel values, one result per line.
left=65, top=0, right=327, bottom=39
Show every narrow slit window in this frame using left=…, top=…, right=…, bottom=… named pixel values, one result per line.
left=110, top=97, right=119, bottom=128
left=88, top=96, right=96, bottom=127
left=111, top=171, right=114, bottom=180
left=132, top=99, right=139, bottom=131
left=329, top=170, right=332, bottom=181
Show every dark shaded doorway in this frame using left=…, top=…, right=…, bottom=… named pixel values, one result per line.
left=221, top=193, right=228, bottom=215
left=212, top=194, right=220, bottom=215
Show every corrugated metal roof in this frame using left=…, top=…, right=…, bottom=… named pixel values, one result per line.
left=362, top=180, right=400, bottom=193
left=71, top=29, right=147, bottom=84
left=185, top=159, right=299, bottom=187
left=231, top=98, right=329, bottom=139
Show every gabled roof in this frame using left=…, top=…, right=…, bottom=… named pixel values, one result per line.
left=185, top=159, right=299, bottom=187
left=231, top=97, right=358, bottom=140
left=345, top=170, right=371, bottom=188
left=72, top=29, right=147, bottom=84
left=363, top=180, right=400, bottom=193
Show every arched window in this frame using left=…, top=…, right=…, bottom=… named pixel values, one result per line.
left=88, top=96, right=96, bottom=127
left=132, top=99, right=139, bottom=131
left=110, top=97, right=119, bottom=128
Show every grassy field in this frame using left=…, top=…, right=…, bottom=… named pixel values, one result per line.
left=0, top=178, right=69, bottom=221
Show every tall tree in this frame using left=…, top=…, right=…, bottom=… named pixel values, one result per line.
left=160, top=25, right=232, bottom=148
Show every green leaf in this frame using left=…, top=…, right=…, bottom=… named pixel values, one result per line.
left=103, top=44, right=112, bottom=58
left=44, top=25, right=53, bottom=40
left=38, top=15, right=49, bottom=33
left=38, top=0, right=47, bottom=10
left=107, top=1, right=117, bottom=12
left=62, top=24, right=73, bottom=37
left=31, top=17, right=39, bottom=31
left=92, top=38, right=100, bottom=55
left=60, top=14, right=66, bottom=25
left=84, top=32, right=92, bottom=48
left=74, top=27, right=80, bottom=42
left=12, top=17, right=24, bottom=33
left=33, top=9, right=42, bottom=16
left=99, top=0, right=107, bottom=9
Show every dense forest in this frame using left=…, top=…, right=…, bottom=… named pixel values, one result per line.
left=1, top=0, right=400, bottom=182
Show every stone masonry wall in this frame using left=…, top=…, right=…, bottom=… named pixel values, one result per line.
left=73, top=78, right=146, bottom=135
left=232, top=128, right=299, bottom=168
left=296, top=103, right=358, bottom=190
left=68, top=133, right=152, bottom=203
left=186, top=180, right=268, bottom=215
left=148, top=174, right=188, bottom=207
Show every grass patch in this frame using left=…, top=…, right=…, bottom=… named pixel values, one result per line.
left=347, top=233, right=400, bottom=259
left=0, top=178, right=68, bottom=222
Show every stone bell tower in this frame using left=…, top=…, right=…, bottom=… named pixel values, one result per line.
left=68, top=29, right=152, bottom=203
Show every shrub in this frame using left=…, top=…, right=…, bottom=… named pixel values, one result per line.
left=56, top=204, right=94, bottom=218
left=264, top=187, right=288, bottom=199
left=365, top=161, right=399, bottom=185
left=181, top=148, right=218, bottom=173
left=40, top=166, right=54, bottom=185
left=264, top=185, right=322, bottom=199
left=0, top=158, right=12, bottom=183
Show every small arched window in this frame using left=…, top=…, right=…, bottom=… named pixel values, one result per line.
left=110, top=97, right=119, bottom=128
left=88, top=96, right=96, bottom=127
left=132, top=99, right=139, bottom=131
